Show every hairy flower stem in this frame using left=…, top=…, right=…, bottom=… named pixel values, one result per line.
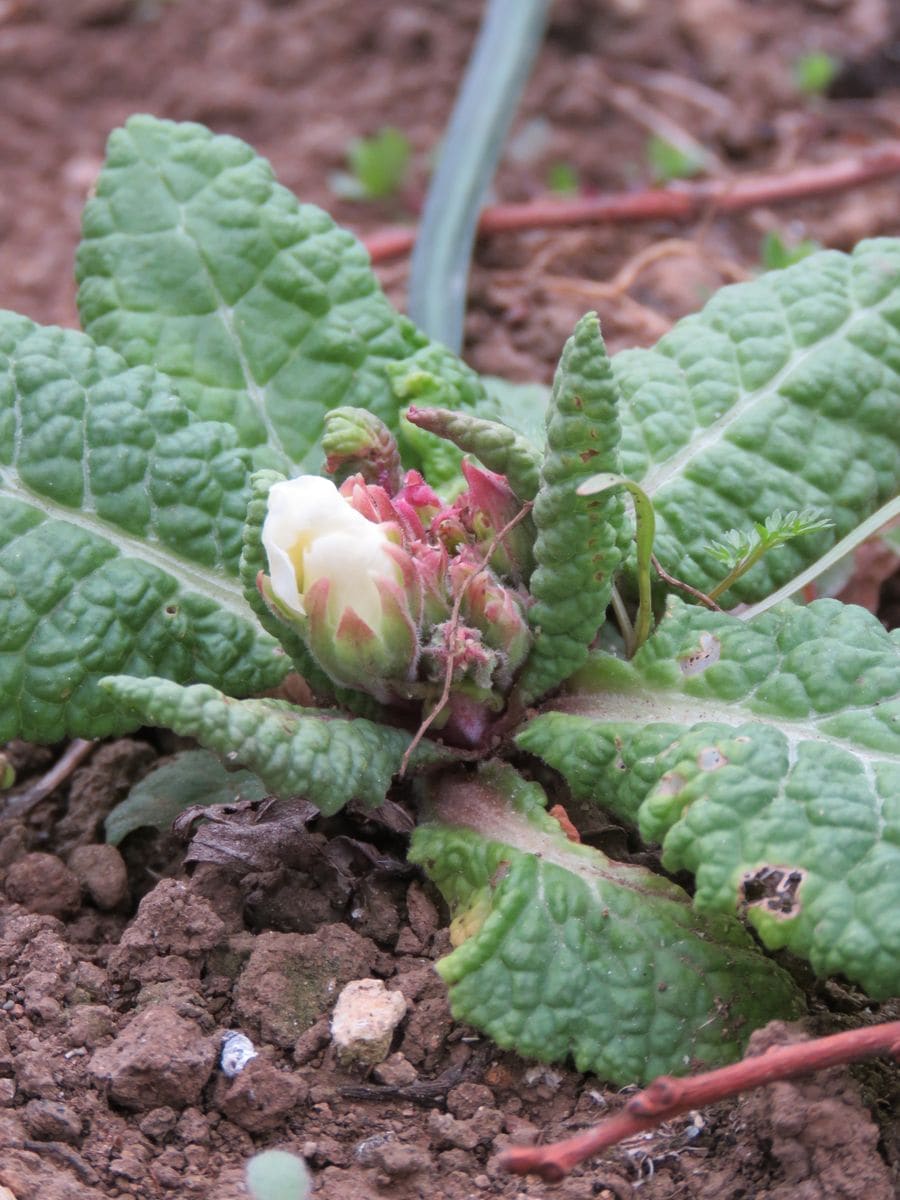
left=500, top=1020, right=900, bottom=1182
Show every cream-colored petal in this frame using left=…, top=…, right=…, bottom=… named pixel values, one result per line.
left=303, top=526, right=399, bottom=630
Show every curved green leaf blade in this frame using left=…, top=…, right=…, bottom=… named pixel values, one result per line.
left=410, top=762, right=802, bottom=1084
left=76, top=115, right=438, bottom=473
left=102, top=675, right=457, bottom=815
left=0, top=312, right=286, bottom=743
left=403, top=406, right=542, bottom=501
left=614, top=241, right=900, bottom=601
left=518, top=597, right=900, bottom=996
left=517, top=313, right=631, bottom=702
left=105, top=749, right=267, bottom=845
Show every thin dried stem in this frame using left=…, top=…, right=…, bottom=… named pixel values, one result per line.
left=363, top=142, right=900, bottom=262
left=399, top=502, right=533, bottom=775
left=651, top=554, right=723, bottom=612
left=499, top=1020, right=900, bottom=1183
left=3, top=738, right=96, bottom=818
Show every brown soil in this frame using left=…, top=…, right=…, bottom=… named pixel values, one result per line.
left=1, top=2, right=899, bottom=1198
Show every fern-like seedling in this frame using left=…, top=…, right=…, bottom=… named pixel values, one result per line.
left=705, top=508, right=834, bottom=601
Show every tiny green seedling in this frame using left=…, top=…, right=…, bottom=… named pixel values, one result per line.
left=645, top=134, right=704, bottom=183
left=4, top=115, right=900, bottom=1088
left=546, top=161, right=580, bottom=195
left=792, top=50, right=840, bottom=96
left=760, top=230, right=821, bottom=271
left=330, top=126, right=411, bottom=200
left=704, top=508, right=834, bottom=601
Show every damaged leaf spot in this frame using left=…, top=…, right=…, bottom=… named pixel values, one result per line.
left=740, top=865, right=807, bottom=917
left=679, top=632, right=721, bottom=676
left=697, top=747, right=727, bottom=770
left=657, top=771, right=686, bottom=797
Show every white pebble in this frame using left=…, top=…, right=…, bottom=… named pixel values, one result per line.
left=220, top=1030, right=258, bottom=1077
left=330, top=978, right=407, bottom=1067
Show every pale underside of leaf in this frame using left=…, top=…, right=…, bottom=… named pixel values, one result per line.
left=518, top=597, right=900, bottom=996
left=410, top=764, right=801, bottom=1083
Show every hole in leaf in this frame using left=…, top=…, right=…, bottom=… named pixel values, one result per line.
left=679, top=632, right=721, bottom=676
left=740, top=864, right=806, bottom=917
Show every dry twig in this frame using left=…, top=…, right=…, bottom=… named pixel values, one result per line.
left=499, top=1020, right=900, bottom=1182
left=363, top=142, right=900, bottom=263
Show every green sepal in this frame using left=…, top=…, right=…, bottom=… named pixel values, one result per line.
left=102, top=675, right=457, bottom=815
left=410, top=762, right=802, bottom=1084
left=403, top=406, right=541, bottom=501
left=517, top=597, right=900, bottom=996
left=516, top=313, right=631, bottom=702
left=321, top=406, right=402, bottom=491
left=386, top=342, right=497, bottom=491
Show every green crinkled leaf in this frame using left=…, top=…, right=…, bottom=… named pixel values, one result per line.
left=517, top=597, right=900, bottom=997
left=102, top=675, right=457, bottom=815
left=105, top=749, right=268, bottom=845
left=614, top=241, right=900, bottom=601
left=410, top=762, right=801, bottom=1084
left=77, top=115, right=459, bottom=475
left=0, top=311, right=287, bottom=743
left=482, top=377, right=550, bottom=447
left=517, top=313, right=630, bottom=702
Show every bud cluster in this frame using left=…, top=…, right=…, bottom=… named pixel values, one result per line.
left=258, top=412, right=532, bottom=745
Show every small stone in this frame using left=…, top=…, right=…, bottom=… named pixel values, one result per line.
left=139, top=1106, right=178, bottom=1141
left=330, top=978, right=407, bottom=1067
left=68, top=843, right=129, bottom=910
left=4, top=852, right=81, bottom=917
left=373, top=1052, right=417, bottom=1087
left=23, top=1099, right=82, bottom=1144
left=0, top=1078, right=15, bottom=1106
left=447, top=1082, right=495, bottom=1119
left=293, top=1018, right=330, bottom=1065
left=216, top=1057, right=307, bottom=1134
left=89, top=1005, right=217, bottom=1111
left=107, top=880, right=225, bottom=984
left=219, top=1030, right=257, bottom=1077
left=373, top=1140, right=432, bottom=1178
left=235, top=926, right=376, bottom=1048
left=65, top=1003, right=115, bottom=1048
left=14, top=1050, right=56, bottom=1098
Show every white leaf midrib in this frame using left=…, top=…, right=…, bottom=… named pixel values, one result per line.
left=552, top=687, right=900, bottom=768
left=636, top=295, right=890, bottom=497
left=1, top=468, right=256, bottom=625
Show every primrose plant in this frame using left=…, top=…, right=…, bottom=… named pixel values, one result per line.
left=3, top=116, right=900, bottom=1084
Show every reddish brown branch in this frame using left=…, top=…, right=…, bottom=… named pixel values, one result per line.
left=499, top=1021, right=900, bottom=1183
left=362, top=142, right=900, bottom=263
